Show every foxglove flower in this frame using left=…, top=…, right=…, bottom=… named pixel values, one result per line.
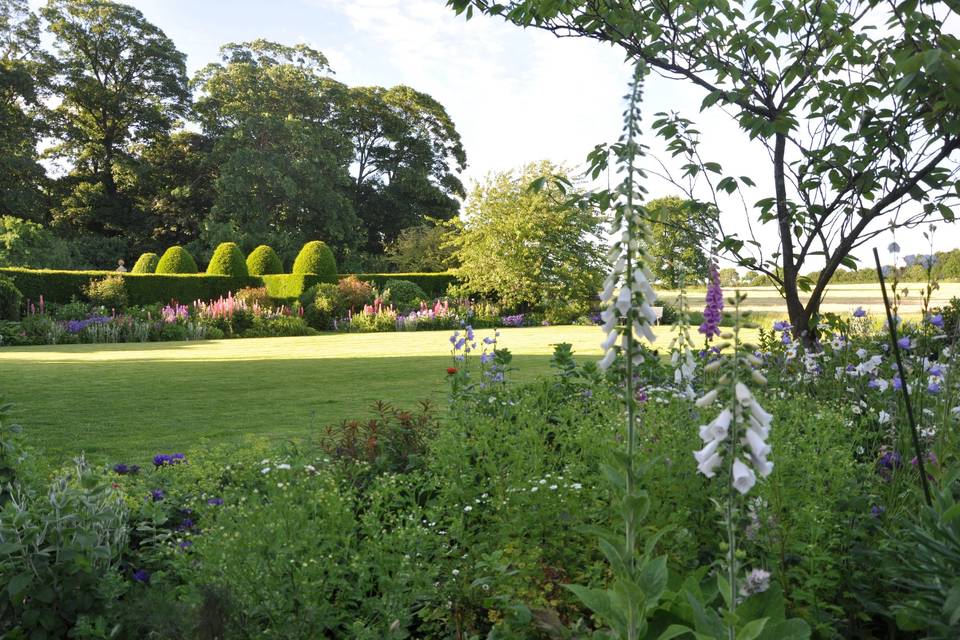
left=597, top=205, right=658, bottom=370
left=699, top=261, right=723, bottom=339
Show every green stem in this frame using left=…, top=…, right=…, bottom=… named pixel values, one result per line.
left=726, top=293, right=743, bottom=640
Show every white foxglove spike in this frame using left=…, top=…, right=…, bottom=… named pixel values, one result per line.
left=743, top=428, right=770, bottom=460
left=633, top=320, right=656, bottom=343
left=598, top=348, right=617, bottom=371
left=601, top=329, right=619, bottom=351
left=752, top=456, right=774, bottom=477
left=600, top=278, right=617, bottom=302
left=732, top=458, right=757, bottom=494
left=697, top=451, right=722, bottom=478
left=694, top=437, right=722, bottom=464
left=695, top=389, right=718, bottom=407
left=735, top=382, right=753, bottom=404
left=615, top=286, right=632, bottom=315
left=749, top=399, right=773, bottom=427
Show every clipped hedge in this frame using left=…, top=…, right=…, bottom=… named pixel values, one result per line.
left=0, top=268, right=259, bottom=306
left=260, top=274, right=327, bottom=301
left=349, top=272, right=458, bottom=298
left=131, top=252, right=159, bottom=274
left=155, top=246, right=198, bottom=274
left=246, top=245, right=283, bottom=276
left=292, top=241, right=337, bottom=279
left=206, top=242, right=249, bottom=277
left=0, top=273, right=23, bottom=320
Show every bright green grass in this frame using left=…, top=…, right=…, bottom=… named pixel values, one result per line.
left=0, top=326, right=744, bottom=463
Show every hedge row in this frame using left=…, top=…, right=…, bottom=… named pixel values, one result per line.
left=349, top=272, right=457, bottom=298
left=0, top=268, right=260, bottom=306
left=260, top=274, right=330, bottom=300
left=0, top=268, right=459, bottom=307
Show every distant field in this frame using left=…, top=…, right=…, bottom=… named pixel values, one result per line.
left=659, top=282, right=960, bottom=316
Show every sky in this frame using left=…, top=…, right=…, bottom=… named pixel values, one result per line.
left=30, top=0, right=959, bottom=270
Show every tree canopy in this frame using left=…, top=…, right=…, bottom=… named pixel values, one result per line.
left=645, top=196, right=714, bottom=288
left=450, top=161, right=606, bottom=310
left=449, top=0, right=960, bottom=338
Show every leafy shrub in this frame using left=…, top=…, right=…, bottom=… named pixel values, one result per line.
left=0, top=458, right=130, bottom=638
left=0, top=215, right=73, bottom=269
left=347, top=307, right=397, bottom=332
left=245, top=245, right=283, bottom=275
left=0, top=274, right=22, bottom=320
left=131, top=252, right=160, bottom=274
left=155, top=246, right=199, bottom=274
left=242, top=315, right=316, bottom=338
left=349, top=272, right=457, bottom=298
left=300, top=283, right=343, bottom=330
left=933, top=297, right=960, bottom=337
left=206, top=242, right=249, bottom=277
left=84, top=275, right=128, bottom=309
left=291, top=240, right=337, bottom=280
left=659, top=301, right=679, bottom=324
left=337, top=275, right=374, bottom=311
left=234, top=287, right=272, bottom=308
left=382, top=279, right=427, bottom=312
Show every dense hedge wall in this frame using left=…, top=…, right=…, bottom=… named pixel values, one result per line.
left=349, top=272, right=457, bottom=298
left=0, top=268, right=259, bottom=306
left=260, top=274, right=328, bottom=300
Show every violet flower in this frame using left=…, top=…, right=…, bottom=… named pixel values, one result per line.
left=698, top=261, right=723, bottom=340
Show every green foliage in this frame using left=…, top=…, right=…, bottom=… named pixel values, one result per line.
left=884, top=473, right=960, bottom=638
left=205, top=242, right=249, bottom=277
left=0, top=216, right=72, bottom=268
left=337, top=275, right=374, bottom=310
left=155, top=246, right=199, bottom=274
left=300, top=282, right=343, bottom=330
left=0, top=267, right=259, bottom=305
left=260, top=273, right=326, bottom=301
left=348, top=272, right=456, bottom=298
left=83, top=275, right=128, bottom=310
left=131, top=252, right=159, bottom=274
left=42, top=0, right=189, bottom=240
left=291, top=240, right=337, bottom=279
left=451, top=161, right=605, bottom=310
left=245, top=244, right=283, bottom=275
left=645, top=196, right=714, bottom=287
left=0, top=458, right=130, bottom=639
left=382, top=279, right=427, bottom=312
left=384, top=222, right=457, bottom=272
left=242, top=315, right=316, bottom=338
left=0, top=274, right=23, bottom=320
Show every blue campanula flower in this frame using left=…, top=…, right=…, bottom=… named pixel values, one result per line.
left=772, top=320, right=791, bottom=332
left=132, top=569, right=150, bottom=583
left=897, top=336, right=911, bottom=350
left=929, top=314, right=944, bottom=329
left=853, top=307, right=866, bottom=318
left=150, top=489, right=165, bottom=501
left=207, top=497, right=224, bottom=506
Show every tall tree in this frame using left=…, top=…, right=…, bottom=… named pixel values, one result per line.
left=193, top=40, right=358, bottom=262
left=449, top=0, right=960, bottom=341
left=343, top=85, right=467, bottom=253
left=0, top=0, right=51, bottom=220
left=42, top=0, right=189, bottom=240
left=645, top=196, right=714, bottom=288
left=450, top=161, right=606, bottom=310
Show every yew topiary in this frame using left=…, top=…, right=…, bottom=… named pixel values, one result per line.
left=131, top=252, right=159, bottom=274
left=246, top=245, right=284, bottom=275
left=155, top=246, right=199, bottom=274
left=291, top=240, right=336, bottom=281
left=206, top=242, right=249, bottom=277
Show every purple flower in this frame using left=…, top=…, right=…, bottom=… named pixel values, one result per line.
left=772, top=320, right=791, bottom=332
left=893, top=376, right=902, bottom=391
left=929, top=314, right=944, bottom=329
left=698, top=261, right=723, bottom=340
left=853, top=307, right=867, bottom=318
left=880, top=451, right=902, bottom=468
left=897, top=336, right=911, bottom=350
left=871, top=505, right=885, bottom=518
left=177, top=518, right=195, bottom=531
left=132, top=569, right=150, bottom=583
left=928, top=381, right=942, bottom=394
left=150, top=489, right=165, bottom=502
left=179, top=540, right=193, bottom=550
left=153, top=454, right=172, bottom=467
left=500, top=314, right=524, bottom=328
left=207, top=497, right=224, bottom=506
left=480, top=352, right=493, bottom=364
left=911, top=452, right=938, bottom=467
left=171, top=453, right=186, bottom=464
left=867, top=378, right=882, bottom=390
left=929, top=365, right=943, bottom=377
left=113, top=463, right=130, bottom=475
left=780, top=332, right=792, bottom=345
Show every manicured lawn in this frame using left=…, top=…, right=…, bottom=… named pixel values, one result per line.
left=0, top=326, right=639, bottom=462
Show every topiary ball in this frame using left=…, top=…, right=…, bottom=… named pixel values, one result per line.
left=246, top=244, right=284, bottom=275
left=291, top=240, right=337, bottom=281
left=131, top=252, right=160, bottom=274
left=206, top=242, right=249, bottom=277
left=155, top=246, right=199, bottom=274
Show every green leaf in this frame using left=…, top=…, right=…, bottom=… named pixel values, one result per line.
left=7, top=572, right=32, bottom=600
left=658, top=624, right=695, bottom=640
left=755, top=618, right=810, bottom=640
left=736, top=617, right=769, bottom=640
left=637, top=556, right=669, bottom=604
